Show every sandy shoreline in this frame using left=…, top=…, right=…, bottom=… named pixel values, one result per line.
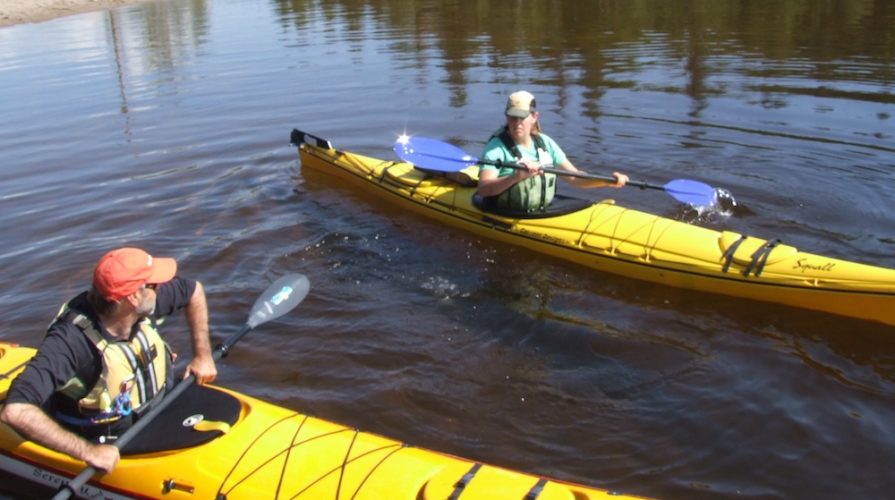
left=0, top=0, right=152, bottom=27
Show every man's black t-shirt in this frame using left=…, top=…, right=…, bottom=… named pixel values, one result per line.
left=5, top=277, right=196, bottom=434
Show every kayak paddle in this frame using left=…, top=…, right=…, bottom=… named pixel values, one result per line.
left=393, top=135, right=719, bottom=207
left=54, top=273, right=311, bottom=500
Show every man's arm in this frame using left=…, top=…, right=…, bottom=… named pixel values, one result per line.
left=183, top=280, right=217, bottom=384
left=0, top=402, right=119, bottom=471
left=0, top=320, right=117, bottom=470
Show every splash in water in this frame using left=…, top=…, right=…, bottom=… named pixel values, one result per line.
left=713, top=188, right=737, bottom=216
left=678, top=188, right=738, bottom=223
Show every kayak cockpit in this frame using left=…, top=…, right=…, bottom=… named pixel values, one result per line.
left=120, top=384, right=241, bottom=455
left=472, top=193, right=595, bottom=219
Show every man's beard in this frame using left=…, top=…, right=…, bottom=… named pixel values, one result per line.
left=135, top=293, right=156, bottom=317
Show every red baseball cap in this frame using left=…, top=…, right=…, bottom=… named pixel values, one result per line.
left=93, top=248, right=177, bottom=302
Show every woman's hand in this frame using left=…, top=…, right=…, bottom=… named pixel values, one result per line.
left=514, top=159, right=542, bottom=180
left=610, top=171, right=629, bottom=188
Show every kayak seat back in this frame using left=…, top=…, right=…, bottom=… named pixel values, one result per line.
left=120, top=384, right=241, bottom=455
left=473, top=194, right=594, bottom=219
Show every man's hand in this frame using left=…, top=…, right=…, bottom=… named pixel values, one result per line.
left=83, top=443, right=120, bottom=472
left=184, top=354, right=217, bottom=384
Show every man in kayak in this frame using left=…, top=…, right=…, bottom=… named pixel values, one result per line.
left=0, top=247, right=217, bottom=472
left=476, top=90, right=629, bottom=212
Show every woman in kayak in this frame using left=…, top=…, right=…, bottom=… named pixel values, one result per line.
left=476, top=90, right=628, bottom=212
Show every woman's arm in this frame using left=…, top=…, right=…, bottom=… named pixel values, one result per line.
left=476, top=161, right=542, bottom=197
left=557, top=159, right=628, bottom=188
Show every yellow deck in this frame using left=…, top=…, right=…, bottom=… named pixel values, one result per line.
left=297, top=136, right=895, bottom=326
left=0, top=343, right=642, bottom=499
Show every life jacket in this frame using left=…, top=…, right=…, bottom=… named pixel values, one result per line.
left=489, top=128, right=556, bottom=212
left=53, top=301, right=170, bottom=426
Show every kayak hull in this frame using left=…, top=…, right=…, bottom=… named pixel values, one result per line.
left=0, top=343, right=642, bottom=499
left=294, top=129, right=895, bottom=326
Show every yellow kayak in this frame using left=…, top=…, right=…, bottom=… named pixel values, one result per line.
left=292, top=128, right=895, bottom=326
left=0, top=342, right=644, bottom=499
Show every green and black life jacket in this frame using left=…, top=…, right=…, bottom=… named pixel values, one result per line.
left=488, top=128, right=556, bottom=212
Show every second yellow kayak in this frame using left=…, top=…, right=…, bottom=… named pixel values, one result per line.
left=292, top=128, right=895, bottom=326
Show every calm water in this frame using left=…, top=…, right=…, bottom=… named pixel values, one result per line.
left=2, top=0, right=895, bottom=498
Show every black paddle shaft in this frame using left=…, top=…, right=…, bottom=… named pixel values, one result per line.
left=485, top=158, right=663, bottom=190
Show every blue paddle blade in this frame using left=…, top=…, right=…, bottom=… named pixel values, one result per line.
left=662, top=179, right=717, bottom=207
left=393, top=136, right=477, bottom=172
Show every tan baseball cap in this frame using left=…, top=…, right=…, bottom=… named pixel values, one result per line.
left=505, top=90, right=536, bottom=118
